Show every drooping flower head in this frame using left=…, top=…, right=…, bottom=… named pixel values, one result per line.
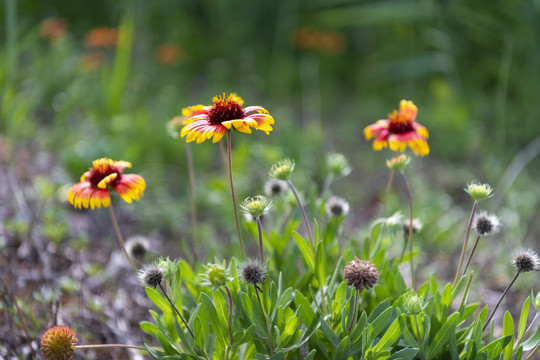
left=364, top=100, right=429, bottom=156
left=180, top=93, right=274, bottom=144
left=67, top=157, right=146, bottom=209
left=40, top=326, right=78, bottom=360
left=344, top=257, right=379, bottom=292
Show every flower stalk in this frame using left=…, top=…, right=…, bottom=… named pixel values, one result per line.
left=158, top=283, right=194, bottom=338
left=226, top=131, right=246, bottom=260
left=400, top=171, right=415, bottom=289
left=453, top=201, right=478, bottom=288
left=108, top=202, right=137, bottom=272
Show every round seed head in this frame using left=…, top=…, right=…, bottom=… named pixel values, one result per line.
left=402, top=219, right=423, bottom=236
left=125, top=236, right=149, bottom=261
left=40, top=326, right=78, bottom=360
left=512, top=249, right=540, bottom=273
left=240, top=259, right=267, bottom=285
left=240, top=195, right=272, bottom=218
left=325, top=196, right=350, bottom=217
left=386, top=154, right=410, bottom=172
left=343, top=257, right=379, bottom=292
left=137, top=264, right=164, bottom=288
left=269, top=158, right=295, bottom=181
left=327, top=152, right=351, bottom=177
left=472, top=211, right=501, bottom=237
left=264, top=179, right=289, bottom=197
left=465, top=182, right=493, bottom=202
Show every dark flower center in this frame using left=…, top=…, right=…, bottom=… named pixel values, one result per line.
left=88, top=167, right=119, bottom=187
left=475, top=217, right=493, bottom=236
left=330, top=204, right=344, bottom=216
left=388, top=121, right=415, bottom=134
left=208, top=94, right=245, bottom=125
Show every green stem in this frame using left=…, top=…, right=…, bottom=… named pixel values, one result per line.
left=458, top=271, right=474, bottom=312
left=224, top=285, right=235, bottom=359
left=463, top=235, right=481, bottom=275
left=256, top=217, right=264, bottom=263
left=287, top=179, right=314, bottom=254
left=382, top=169, right=395, bottom=216
left=185, top=142, right=199, bottom=260
left=483, top=271, right=521, bottom=332
left=226, top=132, right=246, bottom=260
left=453, top=201, right=478, bottom=288
left=526, top=342, right=540, bottom=360
left=108, top=203, right=137, bottom=272
left=348, top=289, right=359, bottom=334
left=158, top=283, right=194, bottom=337
left=400, top=171, right=414, bottom=290
left=255, top=286, right=274, bottom=354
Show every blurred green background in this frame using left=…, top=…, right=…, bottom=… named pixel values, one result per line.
left=2, top=0, right=540, bottom=258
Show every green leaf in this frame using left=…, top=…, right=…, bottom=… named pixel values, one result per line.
left=146, top=287, right=173, bottom=314
left=335, top=336, right=350, bottom=360
left=295, top=290, right=315, bottom=325
left=293, top=231, right=315, bottom=270
left=370, top=307, right=393, bottom=338
left=502, top=311, right=514, bottom=360
left=315, top=241, right=326, bottom=288
left=321, top=318, right=340, bottom=348
left=428, top=312, right=460, bottom=355
left=517, top=297, right=531, bottom=343
left=304, top=349, right=317, bottom=360
left=387, top=348, right=419, bottom=360
left=200, top=292, right=228, bottom=348
left=373, top=316, right=401, bottom=353
left=523, top=320, right=540, bottom=350
left=280, top=315, right=299, bottom=346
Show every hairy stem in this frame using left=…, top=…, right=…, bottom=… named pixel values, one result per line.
left=256, top=217, right=264, bottom=263
left=400, top=171, right=414, bottom=290
left=463, top=235, right=481, bottom=275
left=348, top=289, right=359, bottom=334
left=185, top=142, right=199, bottom=260
left=224, top=285, right=235, bottom=359
left=382, top=169, right=395, bottom=216
left=226, top=132, right=246, bottom=259
left=158, top=283, right=194, bottom=337
left=76, top=344, right=146, bottom=350
left=108, top=203, right=137, bottom=272
left=483, top=271, right=521, bottom=332
left=453, top=201, right=478, bottom=288
left=287, top=179, right=314, bottom=254
left=255, top=286, right=274, bottom=354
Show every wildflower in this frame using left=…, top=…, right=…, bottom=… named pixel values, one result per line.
left=402, top=218, right=423, bottom=237
left=269, top=158, right=295, bottom=181
left=239, top=258, right=267, bottom=286
left=67, top=157, right=145, bottom=209
left=79, top=51, right=104, bottom=72
left=180, top=93, right=274, bottom=144
left=154, top=43, right=181, bottom=66
left=240, top=195, right=272, bottom=218
left=325, top=196, right=350, bottom=217
left=167, top=105, right=206, bottom=138
left=386, top=154, right=410, bottom=172
left=84, top=27, right=118, bottom=48
left=125, top=236, right=149, bottom=261
left=264, top=178, right=289, bottom=196
left=472, top=211, right=501, bottom=237
left=344, top=257, right=379, bottom=292
left=512, top=249, right=540, bottom=273
left=200, top=260, right=232, bottom=289
left=405, top=295, right=424, bottom=315
left=40, top=326, right=77, bottom=360
left=327, top=152, right=351, bottom=177
left=137, top=264, right=164, bottom=288
left=40, top=18, right=68, bottom=42
left=465, top=182, right=493, bottom=202
left=364, top=100, right=429, bottom=156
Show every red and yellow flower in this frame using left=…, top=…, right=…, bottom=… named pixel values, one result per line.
left=68, top=157, right=146, bottom=209
left=364, top=100, right=429, bottom=156
left=180, top=93, right=275, bottom=144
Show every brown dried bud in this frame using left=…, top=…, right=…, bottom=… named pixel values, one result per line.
left=344, top=257, right=379, bottom=292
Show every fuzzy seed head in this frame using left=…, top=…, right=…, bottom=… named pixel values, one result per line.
left=325, top=196, right=350, bottom=217
left=512, top=249, right=540, bottom=273
left=240, top=259, right=267, bottom=285
left=264, top=179, right=289, bottom=197
left=472, top=211, right=501, bottom=237
left=269, top=158, right=295, bottom=181
left=386, top=154, right=410, bottom=172
left=343, top=257, right=379, bottom=292
left=402, top=219, right=423, bottom=236
left=125, top=236, right=149, bottom=261
left=465, top=182, right=493, bottom=202
left=40, top=326, right=77, bottom=360
left=327, top=152, right=351, bottom=177
left=137, top=264, right=164, bottom=288
left=240, top=195, right=272, bottom=218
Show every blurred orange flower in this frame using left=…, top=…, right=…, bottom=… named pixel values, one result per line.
left=154, top=43, right=182, bottom=66
left=84, top=27, right=118, bottom=48
left=68, top=157, right=145, bottom=209
left=364, top=100, right=429, bottom=156
left=293, top=27, right=345, bottom=55
left=40, top=18, right=68, bottom=42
